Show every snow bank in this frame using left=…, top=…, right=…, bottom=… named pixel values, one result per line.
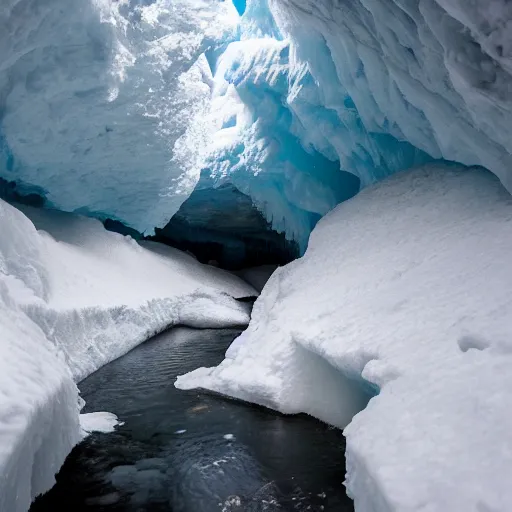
left=0, top=199, right=255, bottom=510
left=177, top=164, right=512, bottom=511
left=15, top=204, right=255, bottom=381
left=0, top=202, right=81, bottom=512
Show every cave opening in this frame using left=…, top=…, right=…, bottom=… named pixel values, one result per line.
left=146, top=182, right=300, bottom=270
left=0, top=176, right=300, bottom=272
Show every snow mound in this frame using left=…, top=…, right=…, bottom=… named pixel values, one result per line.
left=177, top=164, right=512, bottom=511
left=0, top=198, right=255, bottom=510
left=16, top=204, right=255, bottom=381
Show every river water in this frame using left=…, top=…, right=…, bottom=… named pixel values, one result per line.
left=32, top=327, right=354, bottom=512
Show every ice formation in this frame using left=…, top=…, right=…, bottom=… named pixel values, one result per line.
left=0, top=0, right=238, bottom=231
left=80, top=412, right=123, bottom=436
left=0, top=0, right=435, bottom=249
left=0, top=198, right=255, bottom=510
left=200, top=37, right=364, bottom=249
left=4, top=0, right=512, bottom=249
left=177, top=164, right=512, bottom=511
left=6, top=0, right=512, bottom=250
left=258, top=0, right=512, bottom=190
left=199, top=0, right=512, bottom=245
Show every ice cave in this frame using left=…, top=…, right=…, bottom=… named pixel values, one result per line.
left=1, top=0, right=512, bottom=510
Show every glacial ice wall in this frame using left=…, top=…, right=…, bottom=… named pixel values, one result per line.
left=2, top=0, right=512, bottom=248
left=195, top=0, right=512, bottom=244
left=260, top=0, right=512, bottom=192
left=197, top=27, right=430, bottom=247
left=0, top=0, right=238, bottom=232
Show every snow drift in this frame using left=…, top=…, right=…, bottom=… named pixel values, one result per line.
left=177, top=164, right=512, bottom=511
left=0, top=198, right=255, bottom=510
left=14, top=202, right=255, bottom=381
left=0, top=201, right=81, bottom=512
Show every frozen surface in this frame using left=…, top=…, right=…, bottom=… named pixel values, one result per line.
left=248, top=0, right=512, bottom=194
left=4, top=0, right=512, bottom=250
left=0, top=0, right=238, bottom=231
left=0, top=198, right=254, bottom=511
left=200, top=37, right=364, bottom=249
left=179, top=0, right=512, bottom=246
left=168, top=0, right=512, bottom=246
left=80, top=412, right=122, bottom=436
left=178, top=164, right=512, bottom=511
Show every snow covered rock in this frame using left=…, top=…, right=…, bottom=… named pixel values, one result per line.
left=177, top=164, right=512, bottom=511
left=0, top=198, right=255, bottom=510
left=0, top=0, right=238, bottom=232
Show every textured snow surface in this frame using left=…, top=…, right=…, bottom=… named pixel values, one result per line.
left=0, top=0, right=238, bottom=231
left=177, top=164, right=512, bottom=511
left=0, top=198, right=254, bottom=511
left=15, top=203, right=255, bottom=381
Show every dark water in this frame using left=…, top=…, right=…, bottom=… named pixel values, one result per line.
left=32, top=327, right=354, bottom=512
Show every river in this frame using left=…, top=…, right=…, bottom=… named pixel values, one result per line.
left=31, top=327, right=354, bottom=512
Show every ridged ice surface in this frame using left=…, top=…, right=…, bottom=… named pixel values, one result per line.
left=3, top=0, right=512, bottom=247
left=261, top=0, right=512, bottom=191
